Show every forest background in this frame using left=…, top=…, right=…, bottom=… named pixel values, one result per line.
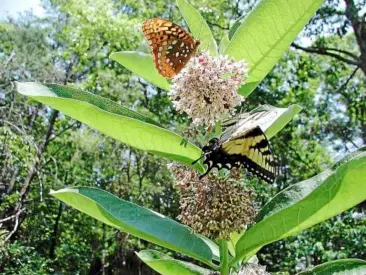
left=0, top=0, right=365, bottom=274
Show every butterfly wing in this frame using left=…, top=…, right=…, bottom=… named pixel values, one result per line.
left=142, top=18, right=199, bottom=78
left=221, top=126, right=276, bottom=183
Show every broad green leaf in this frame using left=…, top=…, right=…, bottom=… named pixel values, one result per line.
left=218, top=34, right=230, bottom=54
left=224, top=0, right=326, bottom=96
left=199, top=235, right=220, bottom=262
left=51, top=187, right=213, bottom=265
left=16, top=82, right=204, bottom=171
left=297, top=259, right=366, bottom=275
left=176, top=0, right=218, bottom=55
left=222, top=104, right=302, bottom=140
left=228, top=14, right=247, bottom=40
left=227, top=230, right=258, bottom=269
left=137, top=250, right=213, bottom=275
left=228, top=230, right=246, bottom=257
left=259, top=104, right=302, bottom=139
left=234, top=147, right=366, bottom=263
left=110, top=51, right=171, bottom=91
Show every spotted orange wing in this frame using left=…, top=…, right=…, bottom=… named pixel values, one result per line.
left=142, top=18, right=200, bottom=78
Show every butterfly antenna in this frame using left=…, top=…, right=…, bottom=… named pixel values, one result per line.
left=192, top=154, right=205, bottom=165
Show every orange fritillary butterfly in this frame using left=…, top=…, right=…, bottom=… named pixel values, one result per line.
left=142, top=18, right=200, bottom=78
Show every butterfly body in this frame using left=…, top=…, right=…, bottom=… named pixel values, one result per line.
left=142, top=18, right=200, bottom=78
left=198, top=125, right=277, bottom=183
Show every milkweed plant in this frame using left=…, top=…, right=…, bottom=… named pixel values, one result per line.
left=16, top=0, right=366, bottom=274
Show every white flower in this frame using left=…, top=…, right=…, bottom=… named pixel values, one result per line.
left=169, top=52, right=249, bottom=126
left=237, top=263, right=270, bottom=275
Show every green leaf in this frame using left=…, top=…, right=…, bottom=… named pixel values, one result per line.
left=297, top=259, right=366, bottom=275
left=51, top=187, right=213, bottom=265
left=228, top=230, right=245, bottom=257
left=259, top=104, right=302, bottom=139
left=222, top=104, right=302, bottom=140
left=137, top=250, right=214, bottom=275
left=176, top=0, right=217, bottom=55
left=228, top=14, right=247, bottom=40
left=110, top=51, right=171, bottom=91
left=16, top=82, right=203, bottom=171
left=234, top=147, right=366, bottom=263
left=199, top=236, right=220, bottom=262
left=224, top=0, right=326, bottom=96
left=218, top=34, right=230, bottom=55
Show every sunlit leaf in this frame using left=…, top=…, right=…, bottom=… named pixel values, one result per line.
left=218, top=34, right=230, bottom=54
left=51, top=187, right=213, bottom=265
left=234, top=147, right=366, bottom=263
left=110, top=51, right=171, bottom=91
left=137, top=250, right=213, bottom=275
left=224, top=0, right=326, bottom=96
left=176, top=0, right=218, bottom=55
left=297, top=259, right=366, bottom=275
left=222, top=104, right=302, bottom=140
left=16, top=82, right=204, bottom=171
left=228, top=14, right=247, bottom=40
left=259, top=104, right=302, bottom=139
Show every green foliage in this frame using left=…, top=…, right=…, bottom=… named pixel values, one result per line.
left=235, top=147, right=366, bottom=263
left=50, top=187, right=214, bottom=264
left=0, top=242, right=51, bottom=274
left=137, top=250, right=213, bottom=275
left=224, top=0, right=326, bottom=96
left=48, top=149, right=366, bottom=273
left=1, top=0, right=365, bottom=274
left=298, top=259, right=366, bottom=274
left=16, top=82, right=203, bottom=170
left=110, top=52, right=171, bottom=91
left=247, top=104, right=303, bottom=139
left=176, top=0, right=218, bottom=55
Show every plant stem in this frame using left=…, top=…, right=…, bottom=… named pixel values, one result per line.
left=219, top=240, right=230, bottom=275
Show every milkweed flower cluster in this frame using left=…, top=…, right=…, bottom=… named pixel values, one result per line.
left=168, top=163, right=256, bottom=240
left=170, top=51, right=249, bottom=126
left=237, top=263, right=270, bottom=275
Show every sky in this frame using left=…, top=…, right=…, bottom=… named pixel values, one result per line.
left=0, top=0, right=44, bottom=19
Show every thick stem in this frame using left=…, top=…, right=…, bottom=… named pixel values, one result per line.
left=219, top=240, right=230, bottom=275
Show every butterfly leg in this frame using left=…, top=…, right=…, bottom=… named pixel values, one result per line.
left=198, top=157, right=217, bottom=179
left=198, top=165, right=214, bottom=179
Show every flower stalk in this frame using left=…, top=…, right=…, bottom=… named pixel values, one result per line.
left=219, top=240, right=230, bottom=275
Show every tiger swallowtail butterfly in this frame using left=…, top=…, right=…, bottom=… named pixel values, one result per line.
left=194, top=108, right=278, bottom=183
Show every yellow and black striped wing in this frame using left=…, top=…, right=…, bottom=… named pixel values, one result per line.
left=221, top=126, right=276, bottom=183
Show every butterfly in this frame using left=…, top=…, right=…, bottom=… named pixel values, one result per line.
left=142, top=18, right=200, bottom=78
left=193, top=109, right=278, bottom=183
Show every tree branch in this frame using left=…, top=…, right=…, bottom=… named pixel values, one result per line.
left=335, top=66, right=359, bottom=95
left=344, top=0, right=366, bottom=74
left=48, top=121, right=79, bottom=143
left=291, top=43, right=360, bottom=66
left=5, top=110, right=59, bottom=241
left=0, top=208, right=25, bottom=224
left=206, top=20, right=229, bottom=30
left=0, top=52, right=15, bottom=78
left=3, top=208, right=25, bottom=242
left=317, top=46, right=359, bottom=60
